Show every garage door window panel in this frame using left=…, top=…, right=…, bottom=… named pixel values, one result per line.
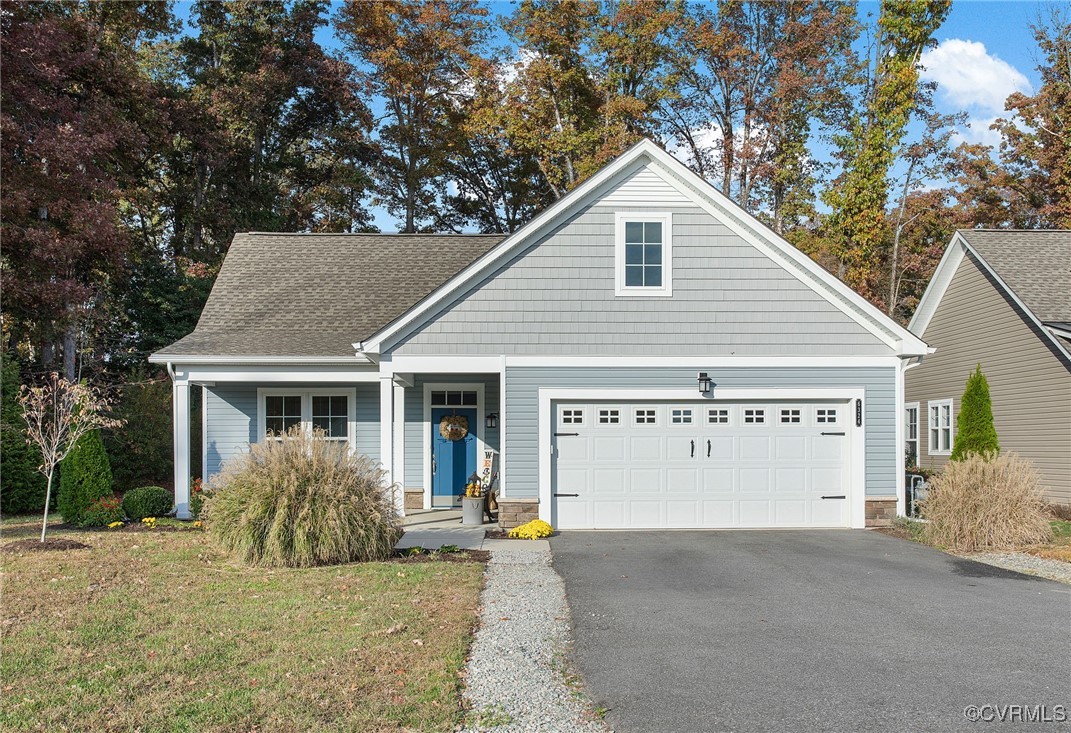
left=707, top=408, right=730, bottom=425
left=635, top=408, right=658, bottom=425
left=744, top=408, right=766, bottom=424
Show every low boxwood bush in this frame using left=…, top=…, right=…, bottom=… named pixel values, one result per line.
left=921, top=452, right=1053, bottom=552
left=508, top=519, right=554, bottom=540
left=80, top=496, right=124, bottom=527
left=202, top=427, right=402, bottom=567
left=121, top=486, right=173, bottom=520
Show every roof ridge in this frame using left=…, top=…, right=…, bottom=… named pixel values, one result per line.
left=958, top=228, right=1071, bottom=233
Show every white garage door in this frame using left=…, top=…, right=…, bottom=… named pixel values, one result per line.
left=551, top=401, right=851, bottom=529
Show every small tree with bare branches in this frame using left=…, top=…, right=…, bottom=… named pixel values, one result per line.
left=18, top=374, right=123, bottom=542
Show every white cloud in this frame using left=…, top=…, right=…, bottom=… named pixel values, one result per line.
left=920, top=39, right=1031, bottom=114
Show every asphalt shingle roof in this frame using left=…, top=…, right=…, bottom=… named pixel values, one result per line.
left=154, top=232, right=505, bottom=358
left=958, top=229, right=1071, bottom=324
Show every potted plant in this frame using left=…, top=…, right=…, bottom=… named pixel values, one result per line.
left=460, top=474, right=485, bottom=526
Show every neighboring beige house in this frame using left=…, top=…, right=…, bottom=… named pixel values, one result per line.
left=906, top=229, right=1071, bottom=506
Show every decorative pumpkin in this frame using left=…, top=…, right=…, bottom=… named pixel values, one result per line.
left=439, top=415, right=469, bottom=441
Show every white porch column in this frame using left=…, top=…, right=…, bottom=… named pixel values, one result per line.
left=172, top=379, right=191, bottom=519
left=379, top=375, right=400, bottom=515
left=393, top=382, right=406, bottom=516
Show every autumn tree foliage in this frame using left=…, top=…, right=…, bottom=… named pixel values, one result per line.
left=992, top=9, right=1071, bottom=229
left=337, top=0, right=491, bottom=232
left=822, top=0, right=952, bottom=300
left=0, top=2, right=170, bottom=380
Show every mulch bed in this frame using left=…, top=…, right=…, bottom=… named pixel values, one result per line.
left=390, top=549, right=491, bottom=564
left=1, top=538, right=91, bottom=554
left=51, top=522, right=196, bottom=534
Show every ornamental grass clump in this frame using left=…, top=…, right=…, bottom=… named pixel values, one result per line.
left=920, top=452, right=1053, bottom=552
left=202, top=427, right=402, bottom=567
left=508, top=519, right=554, bottom=540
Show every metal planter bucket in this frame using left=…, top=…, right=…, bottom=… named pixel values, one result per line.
left=461, top=496, right=484, bottom=526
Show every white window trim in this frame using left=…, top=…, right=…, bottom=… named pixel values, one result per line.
left=927, top=399, right=953, bottom=456
left=615, top=211, right=673, bottom=297
left=256, top=388, right=356, bottom=446
left=904, top=402, right=919, bottom=465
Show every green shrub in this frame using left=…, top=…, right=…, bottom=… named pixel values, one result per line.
left=58, top=430, right=113, bottom=525
left=121, top=486, right=173, bottom=520
left=203, top=428, right=402, bottom=567
left=0, top=350, right=48, bottom=515
left=921, top=452, right=1053, bottom=552
left=951, top=364, right=999, bottom=461
left=80, top=496, right=124, bottom=527
left=104, top=370, right=173, bottom=492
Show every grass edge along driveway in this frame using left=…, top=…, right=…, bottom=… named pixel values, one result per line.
left=0, top=519, right=484, bottom=733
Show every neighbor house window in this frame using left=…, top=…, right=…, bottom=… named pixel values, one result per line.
left=904, top=403, right=919, bottom=467
left=928, top=399, right=952, bottom=455
left=616, top=213, right=672, bottom=296
left=259, top=390, right=354, bottom=445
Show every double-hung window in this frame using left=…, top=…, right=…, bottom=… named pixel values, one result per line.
left=259, top=389, right=355, bottom=443
left=904, top=402, right=919, bottom=466
left=616, top=213, right=672, bottom=296
left=927, top=399, right=952, bottom=455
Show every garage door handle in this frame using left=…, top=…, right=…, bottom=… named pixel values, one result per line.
left=821, top=495, right=846, bottom=500
left=820, top=431, right=845, bottom=436
left=707, top=439, right=711, bottom=457
left=553, top=493, right=580, bottom=498
left=554, top=432, right=580, bottom=437
left=691, top=439, right=695, bottom=457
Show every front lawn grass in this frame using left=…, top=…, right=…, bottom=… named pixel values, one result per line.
left=0, top=519, right=484, bottom=732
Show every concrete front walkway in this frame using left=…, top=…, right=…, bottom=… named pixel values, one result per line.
left=396, top=509, right=552, bottom=554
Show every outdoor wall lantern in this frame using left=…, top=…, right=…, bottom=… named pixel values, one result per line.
left=697, top=372, right=712, bottom=394
left=485, top=412, right=499, bottom=429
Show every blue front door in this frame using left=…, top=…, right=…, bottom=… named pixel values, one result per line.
left=432, top=407, right=477, bottom=507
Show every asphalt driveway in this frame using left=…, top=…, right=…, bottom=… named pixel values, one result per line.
left=551, top=531, right=1070, bottom=733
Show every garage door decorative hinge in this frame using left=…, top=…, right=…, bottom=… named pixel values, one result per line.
left=554, top=432, right=580, bottom=437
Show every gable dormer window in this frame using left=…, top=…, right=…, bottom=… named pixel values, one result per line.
left=616, top=212, right=672, bottom=296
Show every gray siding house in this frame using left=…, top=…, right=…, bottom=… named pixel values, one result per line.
left=152, top=140, right=928, bottom=529
left=906, top=230, right=1071, bottom=505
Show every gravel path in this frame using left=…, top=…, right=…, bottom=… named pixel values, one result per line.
left=459, top=544, right=609, bottom=733
left=965, top=550, right=1071, bottom=584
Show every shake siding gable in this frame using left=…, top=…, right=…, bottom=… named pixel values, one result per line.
left=391, top=164, right=890, bottom=357
left=906, top=251, right=1071, bottom=502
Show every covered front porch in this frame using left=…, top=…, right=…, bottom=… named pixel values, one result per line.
left=167, top=359, right=535, bottom=526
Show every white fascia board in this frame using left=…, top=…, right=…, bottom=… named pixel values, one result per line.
left=361, top=143, right=659, bottom=354
left=149, top=353, right=372, bottom=365
left=908, top=233, right=967, bottom=337
left=386, top=355, right=506, bottom=374
left=171, top=364, right=379, bottom=385
left=641, top=149, right=929, bottom=356
left=505, top=355, right=901, bottom=368
left=1048, top=325, right=1071, bottom=341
